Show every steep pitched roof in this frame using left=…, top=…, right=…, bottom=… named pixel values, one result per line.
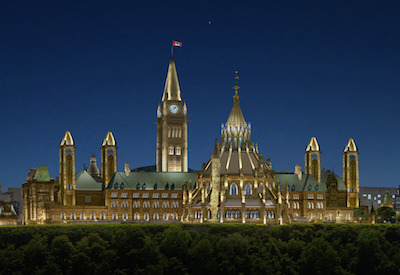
left=344, top=138, right=357, bottom=152
left=102, top=131, right=116, bottom=146
left=107, top=171, right=196, bottom=190
left=75, top=170, right=103, bottom=190
left=33, top=166, right=51, bottom=182
left=60, top=131, right=74, bottom=146
left=225, top=91, right=247, bottom=129
left=162, top=58, right=182, bottom=101
left=276, top=173, right=324, bottom=192
left=306, top=137, right=319, bottom=152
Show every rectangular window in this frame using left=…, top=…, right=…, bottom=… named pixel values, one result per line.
left=121, top=193, right=128, bottom=198
left=132, top=193, right=140, bottom=198
left=317, top=194, right=323, bottom=200
left=292, top=194, right=299, bottom=200
left=111, top=192, right=118, bottom=198
left=368, top=194, right=371, bottom=200
left=374, top=197, right=376, bottom=201
left=362, top=194, right=367, bottom=197
left=142, top=193, right=149, bottom=198
left=378, top=200, right=381, bottom=204
left=152, top=193, right=160, bottom=199
left=162, top=193, right=169, bottom=198
left=377, top=194, right=381, bottom=198
left=171, top=193, right=179, bottom=199
left=84, top=195, right=92, bottom=203
left=307, top=194, right=314, bottom=200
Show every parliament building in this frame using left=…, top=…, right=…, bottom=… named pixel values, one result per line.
left=22, top=58, right=366, bottom=225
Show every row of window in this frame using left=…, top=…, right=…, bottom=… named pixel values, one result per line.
left=137, top=201, right=180, bottom=208
left=111, top=192, right=179, bottom=198
left=230, top=183, right=256, bottom=195
left=168, top=146, right=181, bottom=156
left=291, top=201, right=324, bottom=209
left=112, top=183, right=178, bottom=191
left=168, top=127, right=182, bottom=139
left=193, top=209, right=275, bottom=219
left=60, top=211, right=180, bottom=221
left=292, top=194, right=324, bottom=200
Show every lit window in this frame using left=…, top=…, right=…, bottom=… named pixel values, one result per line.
left=123, top=212, right=128, bottom=221
left=153, top=213, right=159, bottom=220
left=90, top=212, right=96, bottom=220
left=168, top=146, right=174, bottom=155
left=71, top=212, right=76, bottom=220
left=80, top=212, right=85, bottom=220
left=163, top=213, right=168, bottom=220
left=60, top=212, right=65, bottom=220
left=100, top=212, right=105, bottom=220
left=134, top=212, right=140, bottom=220
left=207, top=209, right=212, bottom=219
left=230, top=182, right=238, bottom=195
left=144, top=212, right=149, bottom=221
left=245, top=183, right=252, bottom=195
left=175, top=147, right=181, bottom=156
left=112, top=213, right=118, bottom=220
left=236, top=210, right=241, bottom=219
left=173, top=212, right=178, bottom=220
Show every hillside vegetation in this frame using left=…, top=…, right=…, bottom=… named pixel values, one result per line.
left=0, top=223, right=399, bottom=274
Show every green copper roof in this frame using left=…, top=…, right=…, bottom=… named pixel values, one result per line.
left=276, top=173, right=324, bottom=192
left=353, top=208, right=371, bottom=217
left=320, top=170, right=346, bottom=191
left=107, top=171, right=197, bottom=190
left=33, top=166, right=51, bottom=182
left=75, top=170, right=103, bottom=191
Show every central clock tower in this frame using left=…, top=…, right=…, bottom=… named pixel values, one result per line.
left=156, top=58, right=188, bottom=172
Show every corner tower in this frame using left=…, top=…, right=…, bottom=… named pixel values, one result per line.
left=343, top=138, right=359, bottom=208
left=156, top=58, right=188, bottom=172
left=305, top=137, right=321, bottom=183
left=101, top=131, right=117, bottom=188
left=59, top=131, right=76, bottom=205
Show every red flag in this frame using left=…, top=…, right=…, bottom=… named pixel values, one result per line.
left=172, top=41, right=182, bottom=47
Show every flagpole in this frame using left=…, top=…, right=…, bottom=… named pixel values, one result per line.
left=171, top=45, right=174, bottom=58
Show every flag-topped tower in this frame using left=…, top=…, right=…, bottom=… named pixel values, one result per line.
left=156, top=57, right=188, bottom=172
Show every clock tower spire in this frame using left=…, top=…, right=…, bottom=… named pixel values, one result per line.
left=156, top=58, right=188, bottom=172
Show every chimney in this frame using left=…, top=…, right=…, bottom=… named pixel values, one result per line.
left=295, top=165, right=302, bottom=181
left=125, top=162, right=130, bottom=176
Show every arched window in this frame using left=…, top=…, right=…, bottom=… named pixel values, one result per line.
left=171, top=183, right=175, bottom=190
left=100, top=212, right=105, bottom=220
left=175, top=202, right=179, bottom=208
left=80, top=212, right=85, bottom=220
left=114, top=183, right=118, bottom=189
left=245, top=183, right=252, bottom=195
left=90, top=212, right=95, bottom=220
left=134, top=212, right=140, bottom=220
left=346, top=213, right=351, bottom=221
left=144, top=212, right=149, bottom=221
left=245, top=210, right=250, bottom=219
left=251, top=210, right=255, bottom=219
left=165, top=183, right=169, bottom=190
left=293, top=202, right=296, bottom=209
left=175, top=146, right=181, bottom=156
left=60, top=212, right=65, bottom=220
left=207, top=209, right=212, bottom=219
left=309, top=212, right=313, bottom=220
left=230, top=182, right=238, bottom=195
left=236, top=210, right=241, bottom=218
left=71, top=212, right=76, bottom=220
left=217, top=210, right=221, bottom=219
left=168, top=146, right=174, bottom=155
left=255, top=210, right=260, bottom=219
left=318, top=213, right=322, bottom=220
left=308, top=185, right=312, bottom=191
left=226, top=210, right=231, bottom=219
left=292, top=185, right=295, bottom=191
left=142, top=183, right=146, bottom=190
left=173, top=212, right=178, bottom=220
left=153, top=212, right=159, bottom=220
left=120, top=183, right=124, bottom=190
left=123, top=212, right=128, bottom=221
left=258, top=183, right=263, bottom=193
left=271, top=210, right=275, bottom=219
left=154, top=183, right=157, bottom=190
left=136, top=183, right=140, bottom=190
left=328, top=213, right=332, bottom=221
left=112, top=213, right=118, bottom=220
left=163, top=212, right=168, bottom=220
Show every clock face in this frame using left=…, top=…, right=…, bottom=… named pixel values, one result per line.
left=169, top=104, right=179, bottom=114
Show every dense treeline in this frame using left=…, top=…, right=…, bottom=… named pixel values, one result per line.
left=0, top=223, right=400, bottom=274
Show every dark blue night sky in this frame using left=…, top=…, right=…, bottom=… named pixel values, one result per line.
left=1, top=1, right=400, bottom=188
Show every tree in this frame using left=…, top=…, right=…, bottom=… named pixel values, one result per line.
left=376, top=206, right=396, bottom=223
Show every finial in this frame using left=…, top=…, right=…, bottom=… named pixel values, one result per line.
left=232, top=70, right=240, bottom=99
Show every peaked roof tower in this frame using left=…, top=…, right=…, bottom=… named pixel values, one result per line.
left=60, top=131, right=74, bottom=146
left=344, top=138, right=357, bottom=152
left=162, top=58, right=182, bottom=101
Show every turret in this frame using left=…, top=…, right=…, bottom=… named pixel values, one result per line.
left=305, top=137, right=321, bottom=183
left=59, top=131, right=76, bottom=205
left=343, top=138, right=359, bottom=208
left=101, top=131, right=117, bottom=188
